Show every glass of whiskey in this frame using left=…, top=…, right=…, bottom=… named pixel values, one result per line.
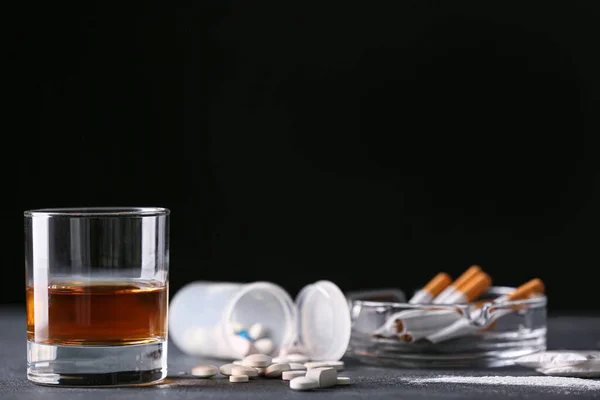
left=25, top=207, right=170, bottom=386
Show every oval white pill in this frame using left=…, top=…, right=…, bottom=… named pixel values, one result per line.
left=288, top=363, right=307, bottom=371
left=305, top=367, right=338, bottom=388
left=254, top=338, right=274, bottom=355
left=229, top=375, right=249, bottom=382
left=265, top=363, right=291, bottom=378
left=282, top=370, right=306, bottom=380
left=231, top=365, right=259, bottom=377
left=190, top=365, right=218, bottom=378
left=289, top=376, right=319, bottom=391
left=243, top=354, right=272, bottom=368
left=337, top=376, right=352, bottom=385
left=287, top=353, right=309, bottom=363
left=219, top=363, right=237, bottom=376
left=325, top=361, right=344, bottom=371
left=248, top=323, right=266, bottom=340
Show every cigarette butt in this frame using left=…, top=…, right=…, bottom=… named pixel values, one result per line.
left=505, top=278, right=545, bottom=301
left=433, top=265, right=481, bottom=304
left=409, top=272, right=452, bottom=304
left=452, top=265, right=482, bottom=290
left=456, top=271, right=492, bottom=302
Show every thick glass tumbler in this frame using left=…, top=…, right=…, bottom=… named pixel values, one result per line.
left=25, top=207, right=170, bottom=386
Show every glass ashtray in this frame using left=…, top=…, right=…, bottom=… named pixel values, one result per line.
left=345, top=286, right=547, bottom=368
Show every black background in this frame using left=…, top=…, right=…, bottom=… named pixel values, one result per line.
left=7, top=1, right=600, bottom=312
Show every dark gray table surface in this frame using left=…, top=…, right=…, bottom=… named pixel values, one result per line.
left=1, top=305, right=599, bottom=399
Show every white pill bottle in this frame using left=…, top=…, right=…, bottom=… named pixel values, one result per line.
left=169, top=280, right=351, bottom=361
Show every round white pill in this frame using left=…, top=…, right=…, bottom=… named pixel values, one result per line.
left=288, top=363, right=307, bottom=371
left=248, top=323, right=266, bottom=340
left=219, top=363, right=237, bottom=376
left=282, top=370, right=306, bottom=381
left=231, top=365, right=259, bottom=377
left=290, top=376, right=319, bottom=391
left=190, top=365, right=218, bottom=378
left=265, top=363, right=291, bottom=378
left=229, top=375, right=249, bottom=382
left=337, top=376, right=352, bottom=385
left=243, top=353, right=272, bottom=368
left=287, top=353, right=309, bottom=363
left=254, top=338, right=274, bottom=355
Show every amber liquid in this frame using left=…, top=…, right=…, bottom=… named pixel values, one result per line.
left=26, top=281, right=167, bottom=346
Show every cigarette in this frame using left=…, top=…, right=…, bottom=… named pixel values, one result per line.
left=433, top=265, right=481, bottom=304
left=408, top=272, right=452, bottom=304
left=425, top=278, right=545, bottom=344
left=439, top=271, right=492, bottom=304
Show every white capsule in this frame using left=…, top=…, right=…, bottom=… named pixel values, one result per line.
left=265, top=363, right=291, bottom=378
left=288, top=363, right=307, bottom=371
left=282, top=370, right=306, bottom=380
left=253, top=337, right=274, bottom=355
left=336, top=376, right=352, bottom=385
left=305, top=367, right=338, bottom=388
left=231, top=365, right=259, bottom=377
left=229, top=374, right=249, bottom=382
left=248, top=323, right=267, bottom=340
left=289, top=376, right=319, bottom=391
left=242, top=353, right=272, bottom=368
left=230, top=321, right=245, bottom=333
left=230, top=334, right=253, bottom=358
left=190, top=365, right=218, bottom=378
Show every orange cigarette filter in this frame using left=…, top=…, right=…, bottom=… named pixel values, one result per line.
left=456, top=271, right=492, bottom=302
left=505, top=278, right=545, bottom=301
left=423, top=272, right=452, bottom=296
left=451, top=265, right=481, bottom=289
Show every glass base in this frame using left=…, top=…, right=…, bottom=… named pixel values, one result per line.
left=27, top=340, right=167, bottom=386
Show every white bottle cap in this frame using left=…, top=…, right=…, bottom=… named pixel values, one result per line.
left=295, top=280, right=351, bottom=361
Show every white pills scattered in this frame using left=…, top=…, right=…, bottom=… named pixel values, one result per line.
left=288, top=363, right=307, bottom=371
left=289, top=376, right=319, bottom=391
left=265, top=363, right=291, bottom=378
left=219, top=363, right=237, bottom=376
left=243, top=354, right=273, bottom=368
left=336, top=376, right=352, bottom=385
left=282, top=370, right=306, bottom=381
left=248, top=323, right=267, bottom=340
left=254, top=338, right=274, bottom=355
left=231, top=365, right=259, bottom=377
left=190, top=365, right=218, bottom=378
left=305, top=367, right=338, bottom=388
left=229, top=375, right=249, bottom=383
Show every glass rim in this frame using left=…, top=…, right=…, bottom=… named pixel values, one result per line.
left=24, top=207, right=170, bottom=218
